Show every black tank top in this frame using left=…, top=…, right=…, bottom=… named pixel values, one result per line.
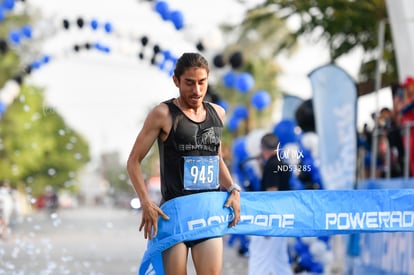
left=158, top=99, right=223, bottom=203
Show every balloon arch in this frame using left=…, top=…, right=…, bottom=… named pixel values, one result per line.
left=0, top=0, right=274, bottom=125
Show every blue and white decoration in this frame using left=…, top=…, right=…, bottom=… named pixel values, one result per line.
left=309, top=64, right=357, bottom=190
left=139, top=189, right=414, bottom=274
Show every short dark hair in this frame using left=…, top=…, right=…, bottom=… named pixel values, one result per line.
left=380, top=107, right=391, bottom=113
left=261, top=133, right=279, bottom=150
left=174, top=52, right=209, bottom=79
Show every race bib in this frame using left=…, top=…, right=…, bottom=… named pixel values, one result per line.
left=183, top=156, right=219, bottom=190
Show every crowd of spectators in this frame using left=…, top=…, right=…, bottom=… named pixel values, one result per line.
left=359, top=76, right=414, bottom=178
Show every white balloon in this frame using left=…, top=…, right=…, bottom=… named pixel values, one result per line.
left=182, top=25, right=201, bottom=44
left=309, top=240, right=328, bottom=258
left=245, top=128, right=267, bottom=157
left=201, top=28, right=224, bottom=51
left=32, top=17, right=60, bottom=40
left=301, top=132, right=319, bottom=159
left=282, top=142, right=301, bottom=165
left=320, top=250, right=334, bottom=264
left=0, top=93, right=13, bottom=105
left=0, top=80, right=20, bottom=105
left=301, top=236, right=317, bottom=245
left=4, top=80, right=20, bottom=95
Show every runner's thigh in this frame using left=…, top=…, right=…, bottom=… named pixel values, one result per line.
left=191, top=237, right=223, bottom=275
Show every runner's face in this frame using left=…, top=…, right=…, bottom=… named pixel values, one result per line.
left=174, top=67, right=208, bottom=108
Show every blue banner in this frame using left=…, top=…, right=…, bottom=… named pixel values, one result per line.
left=281, top=94, right=304, bottom=120
left=308, top=64, right=357, bottom=190
left=350, top=178, right=414, bottom=275
left=139, top=190, right=414, bottom=274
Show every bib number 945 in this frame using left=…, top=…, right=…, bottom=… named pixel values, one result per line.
left=183, top=156, right=219, bottom=190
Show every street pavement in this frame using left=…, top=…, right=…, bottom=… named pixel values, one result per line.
left=0, top=205, right=248, bottom=274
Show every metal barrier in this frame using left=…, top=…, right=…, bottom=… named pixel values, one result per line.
left=368, top=121, right=414, bottom=179
left=403, top=121, right=414, bottom=178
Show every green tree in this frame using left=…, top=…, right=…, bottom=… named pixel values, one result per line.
left=0, top=85, right=90, bottom=196
left=1, top=4, right=90, bottom=197
left=244, top=0, right=394, bottom=94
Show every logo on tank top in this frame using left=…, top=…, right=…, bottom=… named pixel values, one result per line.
left=178, top=127, right=221, bottom=152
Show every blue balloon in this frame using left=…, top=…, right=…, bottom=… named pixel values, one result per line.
left=236, top=72, right=254, bottom=93
left=289, top=175, right=304, bottom=190
left=318, top=235, right=330, bottom=244
left=232, top=137, right=248, bottom=160
left=273, top=119, right=298, bottom=147
left=294, top=239, right=309, bottom=254
left=42, top=55, right=51, bottom=64
left=103, top=46, right=111, bottom=53
left=104, top=22, right=113, bottom=33
left=310, top=262, right=324, bottom=273
left=298, top=251, right=314, bottom=269
left=30, top=60, right=41, bottom=70
left=170, top=10, right=184, bottom=30
left=2, top=0, right=15, bottom=11
left=8, top=29, right=21, bottom=45
left=300, top=147, right=323, bottom=189
left=21, top=25, right=32, bottom=39
left=245, top=165, right=261, bottom=191
left=0, top=101, right=7, bottom=115
left=251, top=89, right=271, bottom=110
left=311, top=169, right=323, bottom=189
left=0, top=7, right=4, bottom=22
left=227, top=116, right=240, bottom=132
left=233, top=105, right=249, bottom=120
left=94, top=43, right=103, bottom=51
left=158, top=60, right=166, bottom=70
left=222, top=71, right=237, bottom=89
left=168, top=69, right=174, bottom=77
left=94, top=43, right=111, bottom=53
left=154, top=1, right=170, bottom=21
left=216, top=99, right=229, bottom=112
left=162, top=50, right=172, bottom=60
left=90, top=19, right=99, bottom=30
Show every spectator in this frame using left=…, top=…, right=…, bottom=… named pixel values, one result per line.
left=0, top=181, right=14, bottom=239
left=398, top=76, right=414, bottom=176
left=378, top=107, right=405, bottom=177
left=248, top=133, right=293, bottom=275
left=44, top=186, right=59, bottom=213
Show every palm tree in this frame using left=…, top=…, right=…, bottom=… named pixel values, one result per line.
left=241, top=0, right=395, bottom=95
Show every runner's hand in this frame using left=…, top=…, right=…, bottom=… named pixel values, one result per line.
left=139, top=201, right=169, bottom=239
left=224, top=190, right=241, bottom=228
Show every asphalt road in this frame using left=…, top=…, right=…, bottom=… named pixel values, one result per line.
left=0, top=206, right=248, bottom=274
